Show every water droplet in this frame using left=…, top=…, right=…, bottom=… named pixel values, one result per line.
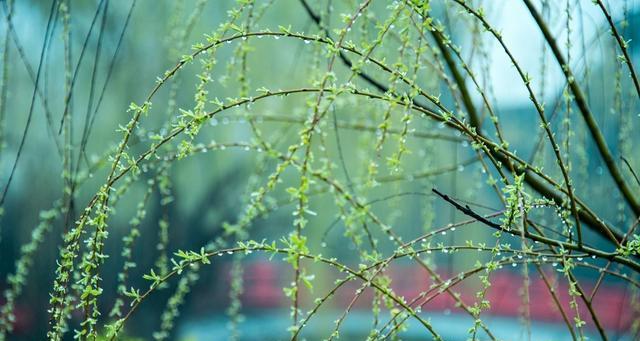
left=210, top=118, right=218, bottom=126
left=304, top=40, right=310, bottom=44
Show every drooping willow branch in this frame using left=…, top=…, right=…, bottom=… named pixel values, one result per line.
left=36, top=13, right=637, bottom=339
left=522, top=0, right=640, bottom=218
left=432, top=189, right=640, bottom=273
left=298, top=2, right=626, bottom=246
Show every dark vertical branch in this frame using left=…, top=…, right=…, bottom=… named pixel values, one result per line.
left=523, top=0, right=640, bottom=218
left=0, top=0, right=59, bottom=206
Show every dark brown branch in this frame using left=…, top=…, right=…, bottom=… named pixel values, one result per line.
left=298, top=0, right=625, bottom=246
left=432, top=188, right=640, bottom=273
left=522, top=0, right=640, bottom=218
left=622, top=156, right=640, bottom=188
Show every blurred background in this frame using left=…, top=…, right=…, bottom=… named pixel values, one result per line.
left=0, top=0, right=639, bottom=340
